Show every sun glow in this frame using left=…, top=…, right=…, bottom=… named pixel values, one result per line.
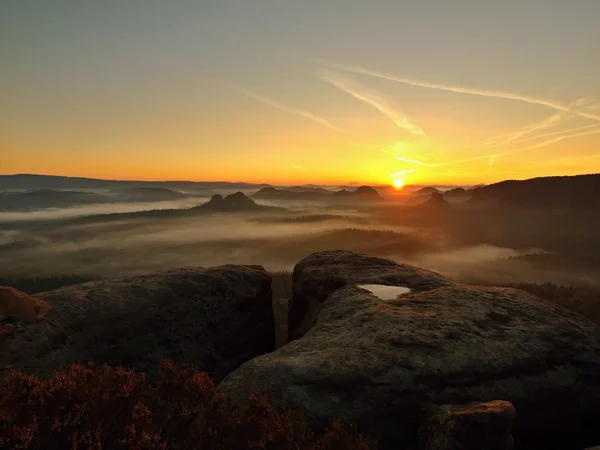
left=393, top=178, right=404, bottom=190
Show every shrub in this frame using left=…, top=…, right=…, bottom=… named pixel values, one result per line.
left=0, top=360, right=376, bottom=450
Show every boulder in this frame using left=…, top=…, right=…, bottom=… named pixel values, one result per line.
left=288, top=250, right=453, bottom=340
left=419, top=400, right=516, bottom=450
left=219, top=251, right=600, bottom=450
left=0, top=265, right=274, bottom=382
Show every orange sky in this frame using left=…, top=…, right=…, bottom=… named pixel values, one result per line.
left=2, top=2, right=600, bottom=186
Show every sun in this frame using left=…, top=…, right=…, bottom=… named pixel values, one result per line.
left=393, top=178, right=404, bottom=190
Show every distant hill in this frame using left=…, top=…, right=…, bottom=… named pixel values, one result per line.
left=109, top=187, right=189, bottom=202
left=331, top=186, right=384, bottom=202
left=65, top=193, right=277, bottom=224
left=195, top=192, right=266, bottom=212
left=412, top=191, right=452, bottom=212
left=0, top=174, right=271, bottom=192
left=414, top=187, right=442, bottom=195
left=0, top=190, right=111, bottom=211
left=252, top=185, right=384, bottom=203
left=253, top=187, right=329, bottom=201
left=442, top=187, right=471, bottom=203
left=283, top=186, right=330, bottom=193
left=470, top=174, right=600, bottom=209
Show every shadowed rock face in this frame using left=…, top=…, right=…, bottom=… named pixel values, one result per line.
left=0, top=266, right=274, bottom=382
left=219, top=250, right=600, bottom=450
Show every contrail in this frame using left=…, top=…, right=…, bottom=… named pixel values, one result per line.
left=508, top=126, right=600, bottom=154
left=395, top=124, right=600, bottom=169
left=517, top=123, right=600, bottom=143
left=319, top=70, right=427, bottom=137
left=395, top=156, right=428, bottom=166
left=486, top=97, right=597, bottom=147
left=324, top=61, right=600, bottom=122
left=391, top=169, right=416, bottom=177
left=235, top=86, right=341, bottom=132
left=485, top=111, right=567, bottom=147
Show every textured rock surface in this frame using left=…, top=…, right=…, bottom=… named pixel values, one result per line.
left=288, top=250, right=453, bottom=340
left=0, top=286, right=49, bottom=324
left=419, top=400, right=516, bottom=450
left=220, top=251, right=600, bottom=450
left=0, top=265, right=274, bottom=381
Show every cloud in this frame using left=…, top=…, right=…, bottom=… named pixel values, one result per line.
left=324, top=61, right=600, bottom=123
left=485, top=111, right=567, bottom=147
left=517, top=123, right=600, bottom=144
left=508, top=125, right=600, bottom=154
left=235, top=86, right=341, bottom=132
left=390, top=169, right=416, bottom=177
left=319, top=70, right=427, bottom=138
left=485, top=97, right=598, bottom=147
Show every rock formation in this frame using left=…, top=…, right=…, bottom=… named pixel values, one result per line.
left=198, top=192, right=261, bottom=211
left=219, top=250, right=600, bottom=450
left=332, top=186, right=384, bottom=202
left=0, top=265, right=274, bottom=382
left=288, top=250, right=452, bottom=340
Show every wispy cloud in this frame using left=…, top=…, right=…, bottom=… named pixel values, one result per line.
left=507, top=126, right=600, bottom=154
left=485, top=97, right=598, bottom=147
left=322, top=62, right=600, bottom=170
left=319, top=70, right=427, bottom=138
left=235, top=86, right=341, bottom=132
left=292, top=165, right=304, bottom=170
left=485, top=111, right=567, bottom=147
left=391, top=124, right=600, bottom=169
left=518, top=123, right=600, bottom=143
left=390, top=169, right=416, bottom=177
left=324, top=61, right=600, bottom=123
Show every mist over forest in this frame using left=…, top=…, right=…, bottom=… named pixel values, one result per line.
left=2, top=174, right=599, bottom=290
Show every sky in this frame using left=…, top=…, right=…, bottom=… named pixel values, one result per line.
left=1, top=0, right=600, bottom=186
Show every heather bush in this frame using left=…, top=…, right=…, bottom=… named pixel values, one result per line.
left=0, top=359, right=376, bottom=450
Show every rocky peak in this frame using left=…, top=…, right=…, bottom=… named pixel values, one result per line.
left=202, top=192, right=258, bottom=211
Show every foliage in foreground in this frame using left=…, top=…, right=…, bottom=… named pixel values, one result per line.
left=0, top=360, right=375, bottom=450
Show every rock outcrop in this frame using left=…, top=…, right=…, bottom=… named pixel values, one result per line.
left=198, top=192, right=261, bottom=212
left=0, top=265, right=274, bottom=382
left=331, top=186, right=384, bottom=202
left=419, top=400, right=516, bottom=450
left=219, top=250, right=600, bottom=450
left=288, top=250, right=452, bottom=340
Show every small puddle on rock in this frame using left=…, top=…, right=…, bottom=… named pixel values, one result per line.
left=358, top=284, right=411, bottom=300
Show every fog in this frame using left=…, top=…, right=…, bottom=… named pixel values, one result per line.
left=2, top=195, right=599, bottom=291
left=0, top=198, right=208, bottom=223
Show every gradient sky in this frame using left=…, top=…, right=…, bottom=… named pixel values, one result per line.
left=2, top=1, right=600, bottom=186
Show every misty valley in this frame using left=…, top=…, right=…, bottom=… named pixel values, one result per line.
left=3, top=2, right=600, bottom=448
left=2, top=173, right=600, bottom=450
left=2, top=174, right=600, bottom=293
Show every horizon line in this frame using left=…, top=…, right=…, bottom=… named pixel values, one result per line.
left=1, top=172, right=600, bottom=188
